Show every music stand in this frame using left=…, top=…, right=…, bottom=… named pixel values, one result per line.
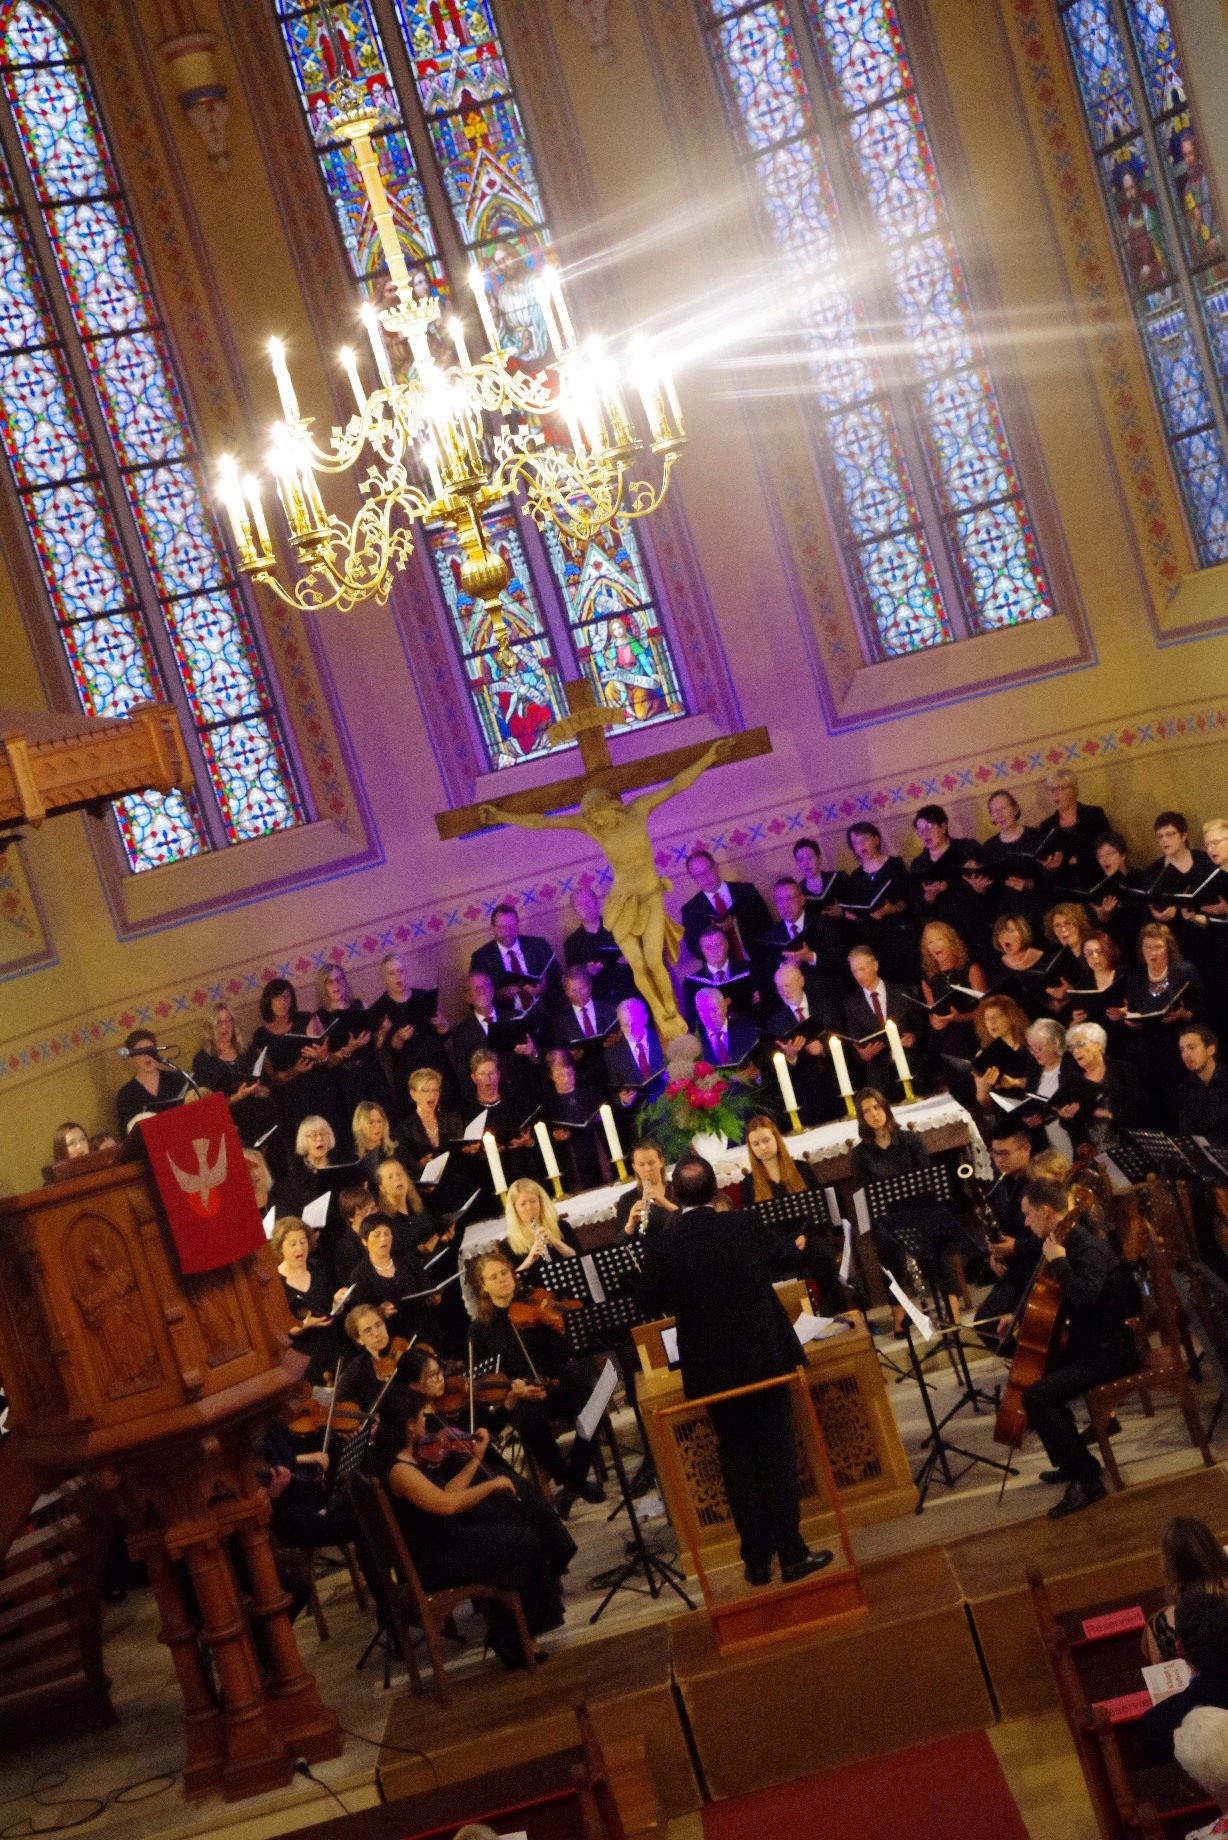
left=865, top=1166, right=1014, bottom=1511
left=584, top=1366, right=695, bottom=1622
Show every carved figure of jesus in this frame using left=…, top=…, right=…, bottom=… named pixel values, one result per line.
left=478, top=736, right=734, bottom=1040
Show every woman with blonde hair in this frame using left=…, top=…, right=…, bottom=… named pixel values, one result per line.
left=309, top=963, right=387, bottom=1121
left=400, top=1067, right=469, bottom=1207
left=353, top=1099, right=398, bottom=1181
left=192, top=1001, right=279, bottom=1161
left=503, top=1179, right=577, bottom=1267
left=273, top=1216, right=343, bottom=1380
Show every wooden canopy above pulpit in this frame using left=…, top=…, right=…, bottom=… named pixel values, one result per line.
left=0, top=704, right=192, bottom=848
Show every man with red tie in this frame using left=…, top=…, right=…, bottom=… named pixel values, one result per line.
left=840, top=945, right=921, bottom=1096
left=763, top=961, right=839, bottom=1126
left=469, top=904, right=559, bottom=1014
left=694, top=987, right=762, bottom=1071
left=679, top=851, right=772, bottom=963
left=550, top=967, right=617, bottom=1094
left=683, top=924, right=761, bottom=1027
left=605, top=997, right=668, bottom=1116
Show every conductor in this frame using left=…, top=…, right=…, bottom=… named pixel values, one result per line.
left=637, top=1154, right=833, bottom=1588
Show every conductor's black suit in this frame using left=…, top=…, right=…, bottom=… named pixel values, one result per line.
left=637, top=1205, right=808, bottom=1576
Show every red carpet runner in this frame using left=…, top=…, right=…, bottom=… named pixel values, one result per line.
left=701, top=1730, right=1030, bottom=1840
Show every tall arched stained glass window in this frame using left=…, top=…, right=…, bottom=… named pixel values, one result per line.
left=699, top=0, right=1054, bottom=657
left=274, top=0, right=687, bottom=769
left=0, top=0, right=304, bottom=871
left=1057, top=0, right=1228, bottom=565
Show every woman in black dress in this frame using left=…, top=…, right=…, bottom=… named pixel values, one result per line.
left=843, top=821, right=915, bottom=981
left=740, top=1114, right=844, bottom=1314
left=252, top=979, right=334, bottom=1143
left=919, top=922, right=987, bottom=1087
left=371, top=1389, right=563, bottom=1670
left=1122, top=924, right=1204, bottom=1127
left=849, top=1088, right=966, bottom=1330
left=1062, top=932, right=1128, bottom=1052
left=282, top=1114, right=342, bottom=1221
left=970, top=995, right=1032, bottom=1113
left=468, top=1250, right=603, bottom=1519
left=1040, top=903, right=1093, bottom=1012
left=352, top=1100, right=399, bottom=1185
left=309, top=965, right=389, bottom=1128
left=347, top=1213, right=443, bottom=1350
left=990, top=914, right=1048, bottom=1017
left=399, top=1068, right=477, bottom=1214
left=615, top=1138, right=678, bottom=1239
left=273, top=1216, right=343, bottom=1382
left=1058, top=1022, right=1146, bottom=1146
left=193, top=1002, right=281, bottom=1167
left=114, top=1029, right=191, bottom=1135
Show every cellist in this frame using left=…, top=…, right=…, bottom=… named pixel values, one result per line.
left=1012, top=1176, right=1138, bottom=1520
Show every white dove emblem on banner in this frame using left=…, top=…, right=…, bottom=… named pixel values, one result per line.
left=166, top=1137, right=228, bottom=1217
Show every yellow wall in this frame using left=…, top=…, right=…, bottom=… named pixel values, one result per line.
left=2, top=0, right=1227, bottom=1193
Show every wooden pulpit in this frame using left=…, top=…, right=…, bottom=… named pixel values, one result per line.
left=0, top=1134, right=342, bottom=1800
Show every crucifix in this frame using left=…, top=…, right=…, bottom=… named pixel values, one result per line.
left=435, top=680, right=772, bottom=1040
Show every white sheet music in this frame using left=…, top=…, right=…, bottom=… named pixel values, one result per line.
left=579, top=1254, right=606, bottom=1305
left=885, top=1272, right=933, bottom=1341
left=852, top=1187, right=872, bottom=1236
left=575, top=1358, right=618, bottom=1444
left=301, top=1190, right=330, bottom=1229
left=262, top=1204, right=276, bottom=1238
left=419, top=1152, right=449, bottom=1185
left=251, top=1044, right=268, bottom=1079
left=463, top=1110, right=487, bottom=1142
left=839, top=1218, right=853, bottom=1284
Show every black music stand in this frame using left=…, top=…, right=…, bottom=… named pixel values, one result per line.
left=1113, top=1131, right=1198, bottom=1183
left=581, top=1364, right=695, bottom=1623
left=866, top=1166, right=1015, bottom=1511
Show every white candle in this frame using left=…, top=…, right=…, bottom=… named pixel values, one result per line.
left=339, top=346, right=366, bottom=413
left=599, top=1103, right=623, bottom=1165
left=242, top=477, right=271, bottom=552
left=268, top=338, right=299, bottom=419
left=534, top=277, right=564, bottom=357
left=772, top=1051, right=798, bottom=1118
left=547, top=267, right=576, bottom=346
left=448, top=316, right=471, bottom=370
left=469, top=264, right=500, bottom=350
left=534, top=1120, right=561, bottom=1183
left=216, top=456, right=249, bottom=552
left=482, top=1130, right=506, bottom=1195
left=885, top=1018, right=911, bottom=1086
left=360, top=302, right=395, bottom=390
left=829, top=1034, right=853, bottom=1099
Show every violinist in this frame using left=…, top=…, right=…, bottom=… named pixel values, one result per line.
left=740, top=1115, right=845, bottom=1316
left=468, top=1251, right=604, bottom=1518
left=273, top=1217, right=344, bottom=1382
left=336, top=1303, right=412, bottom=1415
left=259, top=1403, right=366, bottom=1588
left=615, top=1138, right=678, bottom=1239
left=504, top=1179, right=578, bottom=1269
left=1015, top=1176, right=1138, bottom=1519
left=371, top=1389, right=564, bottom=1671
left=396, top=1346, right=576, bottom=1579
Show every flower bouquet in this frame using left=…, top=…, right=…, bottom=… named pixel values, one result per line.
left=637, top=1059, right=759, bottom=1163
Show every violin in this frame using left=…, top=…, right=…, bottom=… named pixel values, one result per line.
left=437, top=1367, right=514, bottom=1413
left=372, top=1335, right=412, bottom=1382
left=994, top=1184, right=1095, bottom=1448
left=415, top=1423, right=483, bottom=1467
left=509, top=1287, right=583, bottom=1335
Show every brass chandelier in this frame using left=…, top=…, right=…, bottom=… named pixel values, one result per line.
left=216, top=70, right=685, bottom=673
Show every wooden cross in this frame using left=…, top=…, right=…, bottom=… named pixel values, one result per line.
left=434, top=679, right=772, bottom=840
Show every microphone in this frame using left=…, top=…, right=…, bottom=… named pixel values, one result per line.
left=117, top=1043, right=176, bottom=1059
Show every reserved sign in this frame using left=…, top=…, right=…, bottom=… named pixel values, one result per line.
left=1081, top=1605, right=1146, bottom=1640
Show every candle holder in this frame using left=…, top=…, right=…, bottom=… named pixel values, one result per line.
left=901, top=1078, right=916, bottom=1105
left=786, top=1109, right=802, bottom=1135
left=495, top=1186, right=508, bottom=1203
left=614, top=1158, right=629, bottom=1182
left=549, top=1175, right=565, bottom=1200
left=843, top=1095, right=857, bottom=1119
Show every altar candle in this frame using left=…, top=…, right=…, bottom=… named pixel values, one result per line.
left=599, top=1103, right=623, bottom=1165
left=482, top=1131, right=506, bottom=1196
left=885, top=1018, right=911, bottom=1086
left=829, top=1033, right=853, bottom=1099
left=534, top=1120, right=561, bottom=1184
left=772, top=1051, right=798, bottom=1118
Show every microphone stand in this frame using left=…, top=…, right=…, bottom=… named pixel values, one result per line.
left=146, top=1050, right=202, bottom=1101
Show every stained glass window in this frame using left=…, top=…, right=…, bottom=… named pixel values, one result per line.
left=1058, top=0, right=1228, bottom=565
left=0, top=0, right=303, bottom=869
left=275, top=0, right=689, bottom=770
left=700, top=0, right=1054, bottom=654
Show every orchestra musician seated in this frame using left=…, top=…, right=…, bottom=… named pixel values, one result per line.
left=974, top=1122, right=1039, bottom=1352
left=740, top=1114, right=845, bottom=1315
left=616, top=1137, right=678, bottom=1238
left=468, top=1250, right=604, bottom=1518
left=503, top=1177, right=579, bottom=1267
left=371, top=1387, right=564, bottom=1670
left=335, top=1302, right=411, bottom=1415
left=1014, top=1175, right=1138, bottom=1518
left=273, top=1216, right=345, bottom=1383
left=1177, top=1027, right=1228, bottom=1138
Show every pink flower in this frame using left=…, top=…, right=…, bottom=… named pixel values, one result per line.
left=664, top=1078, right=686, bottom=1098
left=693, top=1061, right=714, bottom=1078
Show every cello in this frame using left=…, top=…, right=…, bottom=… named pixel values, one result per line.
left=993, top=1183, right=1095, bottom=1448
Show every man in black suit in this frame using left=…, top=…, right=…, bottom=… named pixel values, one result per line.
left=841, top=944, right=920, bottom=1095
left=550, top=967, right=617, bottom=1094
left=605, top=997, right=668, bottom=1116
left=693, top=986, right=762, bottom=1071
left=450, top=972, right=542, bottom=1111
left=763, top=961, right=839, bottom=1127
left=1177, top=1026, right=1228, bottom=1137
left=683, top=924, right=761, bottom=1027
left=974, top=1122, right=1038, bottom=1351
left=469, top=904, right=559, bottom=1013
left=637, top=1155, right=833, bottom=1588
left=760, top=876, right=845, bottom=980
left=680, top=850, right=772, bottom=963
left=562, top=885, right=636, bottom=1006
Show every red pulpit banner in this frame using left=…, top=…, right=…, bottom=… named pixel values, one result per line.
left=137, top=1093, right=266, bottom=1275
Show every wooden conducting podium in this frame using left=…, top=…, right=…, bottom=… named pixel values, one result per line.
left=0, top=1096, right=341, bottom=1800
